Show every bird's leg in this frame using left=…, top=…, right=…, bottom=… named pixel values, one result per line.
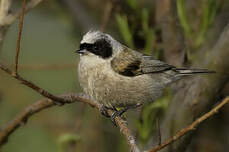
left=99, top=105, right=117, bottom=118
left=111, top=103, right=143, bottom=125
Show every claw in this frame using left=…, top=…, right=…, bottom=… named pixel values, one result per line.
left=111, top=112, right=118, bottom=126
left=111, top=108, right=128, bottom=126
left=100, top=104, right=143, bottom=126
left=100, top=106, right=110, bottom=118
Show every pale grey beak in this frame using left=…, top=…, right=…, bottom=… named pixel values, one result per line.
left=75, top=49, right=86, bottom=54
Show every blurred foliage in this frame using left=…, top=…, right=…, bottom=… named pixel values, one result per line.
left=115, top=0, right=160, bottom=58
left=57, top=133, right=80, bottom=152
left=126, top=0, right=137, bottom=10
left=136, top=89, right=171, bottom=144
left=177, top=0, right=222, bottom=49
left=115, top=14, right=134, bottom=48
left=177, top=0, right=192, bottom=39
left=196, top=0, right=222, bottom=46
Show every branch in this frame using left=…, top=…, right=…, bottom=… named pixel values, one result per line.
left=146, top=96, right=229, bottom=152
left=15, top=0, right=27, bottom=74
left=0, top=0, right=12, bottom=21
left=0, top=92, right=140, bottom=152
left=0, top=0, right=43, bottom=26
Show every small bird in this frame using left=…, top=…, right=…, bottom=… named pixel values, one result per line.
left=76, top=31, right=214, bottom=122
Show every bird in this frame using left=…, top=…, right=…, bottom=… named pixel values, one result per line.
left=76, top=30, right=215, bottom=123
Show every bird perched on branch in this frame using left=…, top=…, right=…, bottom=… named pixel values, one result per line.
left=76, top=31, right=215, bottom=123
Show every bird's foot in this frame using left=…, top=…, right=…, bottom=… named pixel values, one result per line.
left=99, top=105, right=110, bottom=118
left=101, top=104, right=142, bottom=126
left=111, top=104, right=142, bottom=126
left=111, top=108, right=128, bottom=126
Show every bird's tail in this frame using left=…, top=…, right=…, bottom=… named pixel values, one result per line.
left=174, top=68, right=216, bottom=75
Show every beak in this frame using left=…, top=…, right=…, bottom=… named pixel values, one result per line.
left=75, top=49, right=86, bottom=54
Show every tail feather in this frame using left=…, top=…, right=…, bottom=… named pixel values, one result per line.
left=175, top=68, right=216, bottom=75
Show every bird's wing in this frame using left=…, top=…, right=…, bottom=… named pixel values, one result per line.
left=111, top=47, right=175, bottom=77
left=140, top=56, right=175, bottom=74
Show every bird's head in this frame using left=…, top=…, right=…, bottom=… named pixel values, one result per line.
left=76, top=31, right=123, bottom=60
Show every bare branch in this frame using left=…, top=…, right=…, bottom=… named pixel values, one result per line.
left=146, top=96, right=229, bottom=152
left=15, top=0, right=27, bottom=74
left=0, top=0, right=13, bottom=52
left=0, top=0, right=43, bottom=26
left=0, top=0, right=12, bottom=22
left=0, top=92, right=140, bottom=152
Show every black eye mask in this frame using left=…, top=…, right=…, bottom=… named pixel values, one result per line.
left=79, top=39, right=113, bottom=59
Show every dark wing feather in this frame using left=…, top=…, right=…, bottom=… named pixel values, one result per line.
left=111, top=48, right=174, bottom=77
left=140, top=56, right=175, bottom=74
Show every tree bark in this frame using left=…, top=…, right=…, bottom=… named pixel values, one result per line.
left=156, top=23, right=229, bottom=152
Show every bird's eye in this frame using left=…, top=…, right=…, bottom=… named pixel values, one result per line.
left=93, top=45, right=99, bottom=51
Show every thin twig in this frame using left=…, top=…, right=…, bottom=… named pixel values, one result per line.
left=1, top=0, right=68, bottom=104
left=146, top=96, right=229, bottom=152
left=15, top=0, right=26, bottom=75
